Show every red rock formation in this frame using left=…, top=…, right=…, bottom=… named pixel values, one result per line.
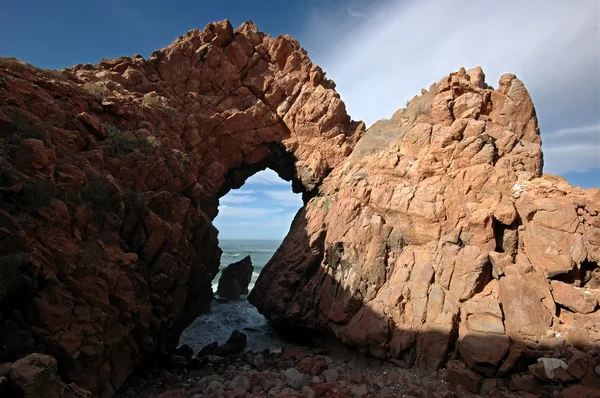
left=1, top=19, right=599, bottom=397
left=250, top=67, right=600, bottom=383
left=0, top=20, right=362, bottom=396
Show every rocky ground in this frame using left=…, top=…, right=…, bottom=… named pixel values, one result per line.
left=111, top=333, right=600, bottom=398
left=115, top=344, right=455, bottom=398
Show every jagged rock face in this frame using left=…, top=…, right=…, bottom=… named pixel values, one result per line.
left=249, top=68, right=600, bottom=376
left=1, top=18, right=599, bottom=395
left=0, top=20, right=362, bottom=396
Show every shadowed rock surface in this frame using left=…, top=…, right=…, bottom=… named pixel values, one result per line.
left=0, top=18, right=598, bottom=397
left=0, top=20, right=362, bottom=396
left=217, top=255, right=253, bottom=299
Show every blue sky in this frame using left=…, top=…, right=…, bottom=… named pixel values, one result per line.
left=1, top=0, right=599, bottom=239
left=214, top=170, right=302, bottom=240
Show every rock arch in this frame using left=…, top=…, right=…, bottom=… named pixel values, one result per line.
left=0, top=20, right=363, bottom=396
left=1, top=19, right=599, bottom=398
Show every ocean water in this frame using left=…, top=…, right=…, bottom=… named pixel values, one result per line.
left=180, top=239, right=287, bottom=353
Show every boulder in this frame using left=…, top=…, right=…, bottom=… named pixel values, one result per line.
left=551, top=280, right=598, bottom=314
left=7, top=353, right=91, bottom=398
left=8, top=354, right=64, bottom=398
left=216, top=255, right=254, bottom=299
left=214, top=330, right=247, bottom=356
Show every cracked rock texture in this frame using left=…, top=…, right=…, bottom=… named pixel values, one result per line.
left=0, top=20, right=362, bottom=397
left=0, top=19, right=599, bottom=397
left=249, top=67, right=600, bottom=381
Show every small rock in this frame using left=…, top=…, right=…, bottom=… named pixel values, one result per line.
left=297, top=357, right=328, bottom=376
left=229, top=375, right=251, bottom=392
left=445, top=361, right=483, bottom=393
left=204, top=355, right=225, bottom=364
left=207, top=380, right=223, bottom=393
left=312, top=382, right=337, bottom=396
left=173, top=345, right=194, bottom=362
left=226, top=387, right=247, bottom=398
left=595, top=365, right=600, bottom=376
left=168, top=355, right=188, bottom=369
left=567, top=352, right=588, bottom=379
left=353, top=384, right=369, bottom=397
left=302, top=385, right=316, bottom=398
left=285, top=367, right=307, bottom=390
left=281, top=387, right=297, bottom=395
left=322, top=369, right=339, bottom=382
left=251, top=353, right=265, bottom=368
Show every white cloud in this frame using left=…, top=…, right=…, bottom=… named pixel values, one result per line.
left=543, top=123, right=600, bottom=174
left=218, top=205, right=284, bottom=218
left=220, top=194, right=256, bottom=204
left=246, top=169, right=290, bottom=186
left=263, top=190, right=303, bottom=206
left=346, top=7, right=364, bottom=18
left=229, top=189, right=257, bottom=195
left=300, top=0, right=600, bottom=178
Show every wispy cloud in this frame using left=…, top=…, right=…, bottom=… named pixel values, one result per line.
left=301, top=0, right=600, bottom=179
left=263, top=190, right=303, bottom=206
left=220, top=194, right=256, bottom=204
left=218, top=205, right=284, bottom=218
left=543, top=123, right=600, bottom=174
left=245, top=169, right=290, bottom=186
left=346, top=7, right=364, bottom=18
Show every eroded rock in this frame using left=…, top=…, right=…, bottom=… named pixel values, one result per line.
left=216, top=255, right=254, bottom=300
left=249, top=66, right=600, bottom=379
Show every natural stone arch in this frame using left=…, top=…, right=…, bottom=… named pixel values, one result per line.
left=0, top=20, right=364, bottom=396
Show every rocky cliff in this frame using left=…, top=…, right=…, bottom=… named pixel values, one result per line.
left=249, top=68, right=600, bottom=383
left=0, top=20, right=362, bottom=396
left=0, top=19, right=598, bottom=397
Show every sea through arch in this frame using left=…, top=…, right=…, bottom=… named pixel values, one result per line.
left=179, top=168, right=303, bottom=352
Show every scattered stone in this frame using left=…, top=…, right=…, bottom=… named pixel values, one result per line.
left=173, top=345, right=194, bottom=362
left=352, top=384, right=369, bottom=397
left=229, top=375, right=251, bottom=392
left=285, top=367, right=307, bottom=390
left=296, top=356, right=328, bottom=376
left=203, top=355, right=226, bottom=365
left=302, top=385, right=316, bottom=398
left=168, top=356, right=188, bottom=369
left=207, top=380, right=223, bottom=393
left=445, top=360, right=483, bottom=394
left=322, top=369, right=339, bottom=382
left=566, top=351, right=588, bottom=379
left=311, top=382, right=338, bottom=397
